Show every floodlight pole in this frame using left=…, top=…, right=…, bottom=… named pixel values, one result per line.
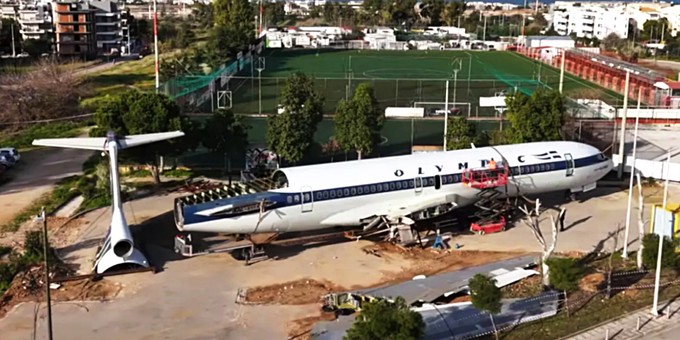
left=444, top=80, right=449, bottom=151
left=652, top=151, right=671, bottom=316
left=256, top=57, right=265, bottom=115
left=617, top=69, right=631, bottom=179
left=622, top=88, right=641, bottom=259
left=559, top=49, right=566, bottom=93
left=153, top=0, right=159, bottom=92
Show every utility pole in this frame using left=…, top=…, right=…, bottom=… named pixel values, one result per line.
left=522, top=0, right=528, bottom=36
left=36, top=207, right=53, bottom=340
left=559, top=49, right=566, bottom=93
left=623, top=88, right=642, bottom=260
left=652, top=151, right=671, bottom=316
left=444, top=80, right=449, bottom=151
left=153, top=0, right=159, bottom=92
left=617, top=69, right=631, bottom=180
left=483, top=15, right=487, bottom=42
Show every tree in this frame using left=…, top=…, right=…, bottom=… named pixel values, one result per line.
left=642, top=233, right=678, bottom=270
left=344, top=296, right=424, bottom=340
left=267, top=72, right=324, bottom=164
left=504, top=89, right=566, bottom=144
left=442, top=1, right=466, bottom=26
left=0, top=18, right=22, bottom=55
left=264, top=1, right=286, bottom=26
left=422, top=0, right=445, bottom=26
left=546, top=257, right=583, bottom=293
left=468, top=274, right=502, bottom=339
left=92, top=90, right=200, bottom=184
left=22, top=38, right=52, bottom=57
left=445, top=116, right=476, bottom=150
left=642, top=18, right=671, bottom=42
left=202, top=109, right=249, bottom=178
left=335, top=83, right=384, bottom=159
left=601, top=33, right=623, bottom=51
left=191, top=1, right=214, bottom=28
left=520, top=199, right=565, bottom=287
left=0, top=58, right=89, bottom=124
left=211, top=0, right=254, bottom=59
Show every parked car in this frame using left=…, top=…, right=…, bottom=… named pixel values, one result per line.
left=0, top=148, right=19, bottom=162
left=0, top=154, right=15, bottom=168
left=427, top=107, right=462, bottom=117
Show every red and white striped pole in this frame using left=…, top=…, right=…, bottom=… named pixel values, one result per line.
left=153, top=0, right=159, bottom=92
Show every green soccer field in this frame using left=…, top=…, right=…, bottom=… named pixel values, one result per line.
left=226, top=49, right=622, bottom=115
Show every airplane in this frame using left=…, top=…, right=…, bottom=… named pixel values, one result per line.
left=174, top=141, right=614, bottom=239
left=33, top=130, right=185, bottom=274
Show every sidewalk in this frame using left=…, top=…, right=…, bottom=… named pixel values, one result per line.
left=567, top=301, right=680, bottom=340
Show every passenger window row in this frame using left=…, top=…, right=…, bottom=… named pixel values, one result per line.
left=284, top=161, right=559, bottom=204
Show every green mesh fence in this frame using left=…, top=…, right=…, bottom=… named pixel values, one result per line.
left=229, top=76, right=545, bottom=115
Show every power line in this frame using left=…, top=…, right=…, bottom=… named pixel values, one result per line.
left=0, top=113, right=94, bottom=126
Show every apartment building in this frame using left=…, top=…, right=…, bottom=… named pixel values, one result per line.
left=18, top=2, right=54, bottom=40
left=551, top=2, right=629, bottom=40
left=53, top=0, right=122, bottom=58
left=0, top=3, right=18, bottom=19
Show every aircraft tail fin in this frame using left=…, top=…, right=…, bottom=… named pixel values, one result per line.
left=32, top=131, right=185, bottom=151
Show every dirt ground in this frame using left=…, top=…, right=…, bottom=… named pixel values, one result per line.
left=245, top=279, right=346, bottom=305
left=0, top=264, right=120, bottom=319
left=235, top=243, right=527, bottom=338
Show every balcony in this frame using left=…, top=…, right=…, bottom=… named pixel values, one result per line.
left=95, top=21, right=120, bottom=26
left=96, top=30, right=121, bottom=35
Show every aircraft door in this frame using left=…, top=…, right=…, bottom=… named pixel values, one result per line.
left=414, top=177, right=423, bottom=193
left=301, top=186, right=313, bottom=213
left=565, top=153, right=575, bottom=177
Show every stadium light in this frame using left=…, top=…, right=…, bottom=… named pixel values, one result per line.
left=622, top=88, right=642, bottom=260
left=652, top=151, right=671, bottom=316
left=617, top=70, right=631, bottom=181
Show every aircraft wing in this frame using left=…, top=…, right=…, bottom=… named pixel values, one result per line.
left=320, top=192, right=461, bottom=226
left=32, top=131, right=185, bottom=151
left=33, top=137, right=107, bottom=150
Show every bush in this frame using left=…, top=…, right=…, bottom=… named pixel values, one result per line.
left=469, top=274, right=502, bottom=314
left=642, top=234, right=678, bottom=270
left=546, top=257, right=584, bottom=292
left=345, top=296, right=425, bottom=340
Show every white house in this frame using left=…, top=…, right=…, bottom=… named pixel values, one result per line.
left=550, top=2, right=629, bottom=40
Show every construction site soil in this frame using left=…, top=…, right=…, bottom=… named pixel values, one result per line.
left=0, top=215, right=118, bottom=319
left=245, top=244, right=525, bottom=307
left=0, top=264, right=120, bottom=318
left=240, top=243, right=527, bottom=339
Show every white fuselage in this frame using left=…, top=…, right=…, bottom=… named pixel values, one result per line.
left=178, top=141, right=613, bottom=234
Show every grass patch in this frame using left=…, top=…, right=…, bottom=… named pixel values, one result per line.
left=0, top=230, right=60, bottom=295
left=0, top=122, right=87, bottom=150
left=499, top=274, right=680, bottom=340
left=1, top=176, right=81, bottom=232
left=163, top=168, right=193, bottom=178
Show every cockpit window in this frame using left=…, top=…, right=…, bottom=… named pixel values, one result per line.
left=272, top=171, right=289, bottom=189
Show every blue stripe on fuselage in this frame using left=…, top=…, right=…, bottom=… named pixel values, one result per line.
left=182, top=154, right=609, bottom=225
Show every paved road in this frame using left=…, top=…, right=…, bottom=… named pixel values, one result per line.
left=0, top=147, right=93, bottom=226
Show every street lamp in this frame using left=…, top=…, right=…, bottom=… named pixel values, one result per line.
left=255, top=57, right=266, bottom=115
left=35, top=207, right=53, bottom=340
left=444, top=59, right=463, bottom=151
